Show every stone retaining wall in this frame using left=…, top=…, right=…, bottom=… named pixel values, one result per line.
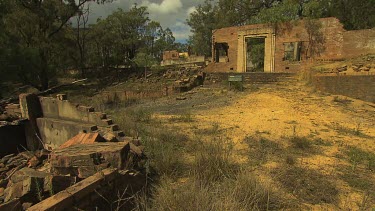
left=312, top=75, right=375, bottom=103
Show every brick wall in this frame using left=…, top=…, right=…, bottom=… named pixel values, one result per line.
left=275, top=18, right=345, bottom=73
left=163, top=50, right=179, bottom=61
left=207, top=26, right=239, bottom=72
left=207, top=17, right=375, bottom=73
left=343, top=28, right=375, bottom=58
left=312, top=75, right=375, bottom=103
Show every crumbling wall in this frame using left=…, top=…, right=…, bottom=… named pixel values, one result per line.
left=19, top=94, right=125, bottom=150
left=275, top=18, right=345, bottom=73
left=28, top=169, right=145, bottom=211
left=343, top=28, right=375, bottom=58
left=312, top=75, right=375, bottom=103
left=207, top=26, right=239, bottom=72
left=100, top=89, right=171, bottom=103
left=208, top=17, right=375, bottom=73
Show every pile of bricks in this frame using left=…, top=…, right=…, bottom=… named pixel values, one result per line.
left=0, top=132, right=145, bottom=210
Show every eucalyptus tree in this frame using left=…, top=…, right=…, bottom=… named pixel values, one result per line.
left=1, top=0, right=112, bottom=90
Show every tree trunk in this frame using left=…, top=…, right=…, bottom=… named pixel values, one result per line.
left=39, top=49, right=49, bottom=91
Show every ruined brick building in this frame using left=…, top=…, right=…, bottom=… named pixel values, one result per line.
left=206, top=17, right=375, bottom=73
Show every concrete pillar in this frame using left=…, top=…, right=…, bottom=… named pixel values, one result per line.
left=19, top=93, right=43, bottom=151
left=237, top=33, right=245, bottom=72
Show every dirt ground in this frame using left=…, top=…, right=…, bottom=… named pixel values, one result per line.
left=132, top=75, right=375, bottom=210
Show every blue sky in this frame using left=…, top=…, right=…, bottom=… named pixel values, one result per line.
left=88, top=0, right=205, bottom=43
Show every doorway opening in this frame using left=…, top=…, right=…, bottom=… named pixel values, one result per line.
left=245, top=37, right=265, bottom=72
left=215, top=42, right=229, bottom=63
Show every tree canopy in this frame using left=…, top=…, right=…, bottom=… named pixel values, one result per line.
left=187, top=0, right=375, bottom=56
left=0, top=1, right=178, bottom=93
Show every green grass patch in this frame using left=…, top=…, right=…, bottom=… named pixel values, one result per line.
left=169, top=112, right=195, bottom=123
left=346, top=146, right=375, bottom=171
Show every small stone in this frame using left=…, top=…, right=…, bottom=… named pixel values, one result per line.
left=22, top=202, right=34, bottom=210
left=131, top=139, right=142, bottom=146
left=130, top=143, right=143, bottom=156
left=103, top=133, right=118, bottom=142
left=176, top=96, right=187, bottom=100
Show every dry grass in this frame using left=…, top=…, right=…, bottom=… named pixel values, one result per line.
left=192, top=137, right=238, bottom=185
left=146, top=171, right=287, bottom=211
left=245, top=136, right=282, bottom=165
left=274, top=166, right=338, bottom=204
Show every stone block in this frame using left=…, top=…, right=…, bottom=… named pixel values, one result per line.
left=9, top=168, right=48, bottom=185
left=43, top=175, right=76, bottom=194
left=110, top=124, right=119, bottom=131
left=22, top=177, right=44, bottom=196
left=50, top=142, right=130, bottom=178
left=36, top=118, right=100, bottom=149
left=102, top=119, right=113, bottom=125
left=4, top=168, right=49, bottom=202
left=28, top=169, right=118, bottom=211
left=4, top=181, right=23, bottom=202
left=103, top=133, right=118, bottom=142
left=59, top=132, right=105, bottom=149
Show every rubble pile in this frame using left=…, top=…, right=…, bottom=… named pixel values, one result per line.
left=333, top=55, right=375, bottom=73
left=162, top=68, right=206, bottom=92
left=0, top=104, right=21, bottom=122
left=0, top=132, right=146, bottom=210
left=0, top=150, right=50, bottom=208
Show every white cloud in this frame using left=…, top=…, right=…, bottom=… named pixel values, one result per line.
left=170, top=21, right=191, bottom=42
left=142, top=0, right=183, bottom=14
left=187, top=6, right=196, bottom=16
left=88, top=0, right=206, bottom=42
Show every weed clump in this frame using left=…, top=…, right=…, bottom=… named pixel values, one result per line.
left=170, top=112, right=195, bottom=122
left=346, top=146, right=375, bottom=171
left=289, top=136, right=313, bottom=152
left=142, top=131, right=188, bottom=177
left=245, top=136, right=282, bottom=165
left=192, top=138, right=237, bottom=185
left=149, top=172, right=287, bottom=211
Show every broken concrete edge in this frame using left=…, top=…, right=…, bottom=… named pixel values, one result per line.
left=27, top=168, right=143, bottom=211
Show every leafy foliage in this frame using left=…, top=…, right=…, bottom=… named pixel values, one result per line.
left=187, top=0, right=375, bottom=57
